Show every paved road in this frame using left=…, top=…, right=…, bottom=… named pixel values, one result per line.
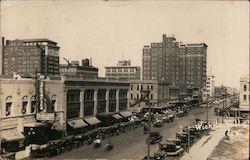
left=51, top=107, right=220, bottom=160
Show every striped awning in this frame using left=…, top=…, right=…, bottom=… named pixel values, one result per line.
left=119, top=111, right=133, bottom=118
left=112, top=114, right=123, bottom=120
left=1, top=129, right=24, bottom=142
left=84, top=117, right=101, bottom=125
left=67, top=119, right=88, bottom=129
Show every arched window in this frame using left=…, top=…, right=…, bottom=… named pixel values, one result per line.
left=5, top=96, right=12, bottom=116
left=31, top=96, right=36, bottom=113
left=22, top=96, right=28, bottom=114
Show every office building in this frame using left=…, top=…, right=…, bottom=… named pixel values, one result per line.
left=105, top=59, right=141, bottom=80
left=60, top=59, right=98, bottom=78
left=142, top=34, right=207, bottom=99
left=2, top=38, right=60, bottom=76
left=205, top=74, right=215, bottom=100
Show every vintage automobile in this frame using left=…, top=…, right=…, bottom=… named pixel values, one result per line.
left=30, top=139, right=66, bottom=158
left=74, top=133, right=93, bottom=145
left=158, top=142, right=184, bottom=157
left=142, top=152, right=165, bottom=160
left=166, top=138, right=182, bottom=146
left=146, top=132, right=163, bottom=144
left=153, top=119, right=164, bottom=128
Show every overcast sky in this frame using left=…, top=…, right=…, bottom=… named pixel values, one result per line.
left=1, top=0, right=249, bottom=88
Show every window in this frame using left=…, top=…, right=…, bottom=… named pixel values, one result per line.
left=131, top=94, right=133, bottom=99
left=244, top=95, right=247, bottom=101
left=6, top=102, right=11, bottom=116
left=151, top=94, right=153, bottom=100
left=130, top=85, right=133, bottom=90
left=244, top=85, right=247, bottom=91
left=141, top=85, right=143, bottom=90
left=137, top=85, right=139, bottom=90
left=151, top=85, right=153, bottom=90
left=22, top=101, right=27, bottom=114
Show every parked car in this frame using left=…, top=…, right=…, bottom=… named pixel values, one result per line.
left=153, top=119, right=164, bottom=128
left=158, top=142, right=184, bottom=157
left=146, top=132, right=163, bottom=144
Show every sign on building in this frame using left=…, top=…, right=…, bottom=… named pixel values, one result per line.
left=36, top=112, right=55, bottom=121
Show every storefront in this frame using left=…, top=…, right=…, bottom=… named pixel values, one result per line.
left=1, top=128, right=25, bottom=153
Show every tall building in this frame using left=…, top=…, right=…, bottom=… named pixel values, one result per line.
left=2, top=38, right=60, bottom=76
left=205, top=74, right=215, bottom=100
left=105, top=59, right=141, bottom=80
left=60, top=59, right=98, bottom=78
left=142, top=34, right=207, bottom=98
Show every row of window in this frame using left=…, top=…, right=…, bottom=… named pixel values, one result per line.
left=106, top=68, right=136, bottom=73
left=130, top=84, right=153, bottom=91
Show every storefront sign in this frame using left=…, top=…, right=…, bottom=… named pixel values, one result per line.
left=36, top=112, right=55, bottom=121
left=39, top=81, right=45, bottom=111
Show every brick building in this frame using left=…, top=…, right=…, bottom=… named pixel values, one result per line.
left=142, top=34, right=207, bottom=99
left=1, top=38, right=60, bottom=76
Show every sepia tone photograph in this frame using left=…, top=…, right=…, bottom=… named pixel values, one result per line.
left=0, top=0, right=249, bottom=159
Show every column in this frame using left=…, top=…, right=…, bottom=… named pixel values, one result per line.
left=105, top=89, right=110, bottom=113
left=80, top=89, right=85, bottom=118
left=94, top=89, right=98, bottom=115
left=116, top=89, right=120, bottom=112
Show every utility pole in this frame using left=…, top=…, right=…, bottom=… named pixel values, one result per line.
left=147, top=101, right=151, bottom=160
left=206, top=94, right=209, bottom=124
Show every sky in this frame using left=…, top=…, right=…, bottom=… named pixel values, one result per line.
left=0, top=0, right=249, bottom=88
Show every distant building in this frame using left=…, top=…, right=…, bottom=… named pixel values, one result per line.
left=105, top=59, right=141, bottom=81
left=205, top=75, right=215, bottom=100
left=142, top=34, right=207, bottom=99
left=128, top=80, right=171, bottom=112
left=239, top=75, right=249, bottom=112
left=60, top=59, right=98, bottom=78
left=2, top=38, right=60, bottom=76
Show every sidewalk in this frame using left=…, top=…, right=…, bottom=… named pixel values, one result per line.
left=180, top=122, right=231, bottom=160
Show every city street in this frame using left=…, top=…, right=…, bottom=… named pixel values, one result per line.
left=51, top=107, right=219, bottom=160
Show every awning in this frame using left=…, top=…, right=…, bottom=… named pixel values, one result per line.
left=112, top=114, right=123, bottom=120
left=84, top=117, right=101, bottom=125
left=1, top=129, right=24, bottom=142
left=51, top=122, right=64, bottom=131
left=119, top=111, right=133, bottom=118
left=23, top=122, right=47, bottom=127
left=67, top=119, right=88, bottom=129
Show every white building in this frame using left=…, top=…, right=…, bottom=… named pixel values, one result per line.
left=239, top=74, right=249, bottom=112
left=206, top=75, right=215, bottom=100
left=105, top=60, right=141, bottom=81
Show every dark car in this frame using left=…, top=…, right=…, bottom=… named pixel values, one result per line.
left=146, top=132, right=163, bottom=144
left=158, top=142, right=184, bottom=157
left=31, top=141, right=65, bottom=158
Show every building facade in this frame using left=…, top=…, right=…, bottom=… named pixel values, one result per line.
left=60, top=59, right=98, bottom=78
left=239, top=75, right=249, bottom=111
left=128, top=80, right=170, bottom=112
left=205, top=75, right=215, bottom=100
left=0, top=75, right=64, bottom=152
left=142, top=34, right=207, bottom=98
left=105, top=60, right=141, bottom=81
left=0, top=74, right=130, bottom=152
left=2, top=38, right=60, bottom=76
